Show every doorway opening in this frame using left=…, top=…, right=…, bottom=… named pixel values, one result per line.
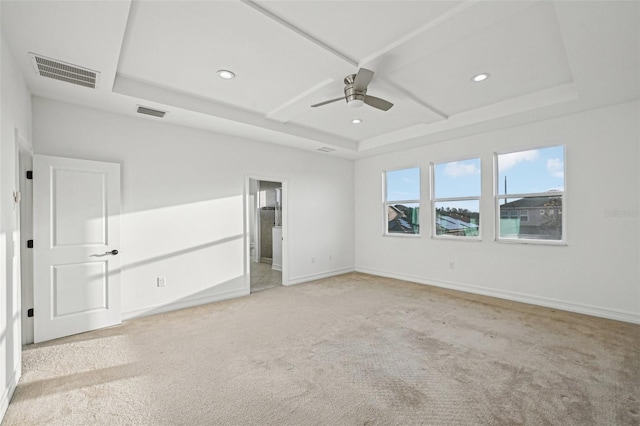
left=247, top=178, right=285, bottom=293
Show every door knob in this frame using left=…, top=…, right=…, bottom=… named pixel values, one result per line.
left=106, top=249, right=119, bottom=255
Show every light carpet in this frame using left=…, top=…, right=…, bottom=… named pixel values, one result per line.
left=2, top=272, right=639, bottom=425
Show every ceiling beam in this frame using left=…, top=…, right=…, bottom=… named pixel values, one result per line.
left=357, top=0, right=479, bottom=68
left=240, top=0, right=447, bottom=121
left=240, top=0, right=357, bottom=67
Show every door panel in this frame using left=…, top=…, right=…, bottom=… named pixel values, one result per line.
left=52, top=262, right=108, bottom=316
left=33, top=155, right=121, bottom=343
left=53, top=168, right=107, bottom=246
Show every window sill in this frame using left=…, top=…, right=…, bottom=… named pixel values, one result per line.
left=496, top=238, right=567, bottom=247
left=431, top=235, right=482, bottom=242
left=383, top=233, right=421, bottom=238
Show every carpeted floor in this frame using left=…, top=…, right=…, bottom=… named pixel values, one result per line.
left=2, top=272, right=639, bottom=425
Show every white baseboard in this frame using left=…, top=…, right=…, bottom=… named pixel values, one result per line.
left=122, top=288, right=249, bottom=321
left=286, top=267, right=355, bottom=286
left=356, top=266, right=640, bottom=325
left=123, top=266, right=354, bottom=320
left=1, top=366, right=20, bottom=423
left=272, top=264, right=282, bottom=272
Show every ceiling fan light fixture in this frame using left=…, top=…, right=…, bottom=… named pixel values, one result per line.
left=472, top=73, right=490, bottom=82
left=348, top=99, right=364, bottom=108
left=217, top=70, right=236, bottom=80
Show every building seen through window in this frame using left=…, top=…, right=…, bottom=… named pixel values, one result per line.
left=384, top=167, right=420, bottom=235
left=432, top=158, right=481, bottom=238
left=497, top=146, right=565, bottom=241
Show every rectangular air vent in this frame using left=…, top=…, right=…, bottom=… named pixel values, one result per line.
left=29, top=53, right=99, bottom=89
left=136, top=105, right=167, bottom=118
left=317, top=147, right=336, bottom=153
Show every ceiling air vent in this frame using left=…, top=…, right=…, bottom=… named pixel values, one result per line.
left=136, top=105, right=167, bottom=118
left=29, top=53, right=99, bottom=89
left=317, top=147, right=336, bottom=153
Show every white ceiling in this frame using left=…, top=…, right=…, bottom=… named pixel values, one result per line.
left=2, top=1, right=638, bottom=159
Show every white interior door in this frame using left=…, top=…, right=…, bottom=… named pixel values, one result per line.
left=33, top=155, right=121, bottom=343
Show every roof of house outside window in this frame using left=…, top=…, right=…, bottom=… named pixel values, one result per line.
left=502, top=196, right=560, bottom=209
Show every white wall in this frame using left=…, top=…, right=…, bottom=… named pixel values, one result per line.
left=355, top=101, right=640, bottom=323
left=32, top=97, right=354, bottom=319
left=0, top=34, right=32, bottom=419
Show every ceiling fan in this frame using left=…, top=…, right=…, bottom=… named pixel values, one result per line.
left=311, top=68, right=393, bottom=111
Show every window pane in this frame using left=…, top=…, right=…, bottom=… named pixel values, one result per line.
left=434, top=200, right=479, bottom=237
left=499, top=196, right=562, bottom=240
left=433, top=158, right=481, bottom=198
left=386, top=168, right=420, bottom=201
left=498, top=146, right=564, bottom=195
left=387, top=203, right=420, bottom=234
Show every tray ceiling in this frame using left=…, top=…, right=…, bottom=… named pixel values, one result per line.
left=2, top=0, right=638, bottom=158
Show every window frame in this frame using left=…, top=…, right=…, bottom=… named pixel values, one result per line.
left=494, top=144, right=567, bottom=245
left=383, top=166, right=421, bottom=237
left=430, top=157, right=482, bottom=241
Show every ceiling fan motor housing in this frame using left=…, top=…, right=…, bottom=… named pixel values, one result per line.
left=310, top=69, right=391, bottom=110
left=344, top=74, right=366, bottom=106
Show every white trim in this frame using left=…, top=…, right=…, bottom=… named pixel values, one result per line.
left=0, top=366, right=20, bottom=422
left=287, top=267, right=355, bottom=286
left=122, top=288, right=248, bottom=321
left=495, top=238, right=567, bottom=247
left=383, top=233, right=421, bottom=239
left=355, top=266, right=640, bottom=325
left=433, top=195, right=481, bottom=203
left=385, top=198, right=420, bottom=204
left=16, top=129, right=34, bottom=345
left=431, top=235, right=482, bottom=242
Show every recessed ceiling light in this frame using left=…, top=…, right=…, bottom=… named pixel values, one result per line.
left=351, top=118, right=363, bottom=124
left=217, top=70, right=235, bottom=80
left=472, top=73, right=490, bottom=82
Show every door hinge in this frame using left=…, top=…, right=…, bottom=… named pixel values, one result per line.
left=27, top=240, right=34, bottom=248
left=27, top=308, right=34, bottom=317
left=26, top=170, right=33, bottom=180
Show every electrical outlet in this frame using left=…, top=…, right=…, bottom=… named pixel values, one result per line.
left=328, top=255, right=332, bottom=261
left=157, top=277, right=166, bottom=287
left=311, top=257, right=315, bottom=264
left=449, top=261, right=454, bottom=270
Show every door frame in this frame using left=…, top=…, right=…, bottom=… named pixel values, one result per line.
left=244, top=175, right=289, bottom=291
left=15, top=130, right=34, bottom=344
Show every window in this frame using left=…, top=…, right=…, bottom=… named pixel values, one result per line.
left=384, top=167, right=420, bottom=235
left=432, top=158, right=481, bottom=238
left=497, top=145, right=565, bottom=242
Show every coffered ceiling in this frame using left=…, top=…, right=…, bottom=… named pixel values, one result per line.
left=2, top=1, right=638, bottom=159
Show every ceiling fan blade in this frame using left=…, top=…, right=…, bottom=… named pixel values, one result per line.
left=364, top=95, right=393, bottom=111
left=353, top=68, right=374, bottom=91
left=311, top=97, right=344, bottom=108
